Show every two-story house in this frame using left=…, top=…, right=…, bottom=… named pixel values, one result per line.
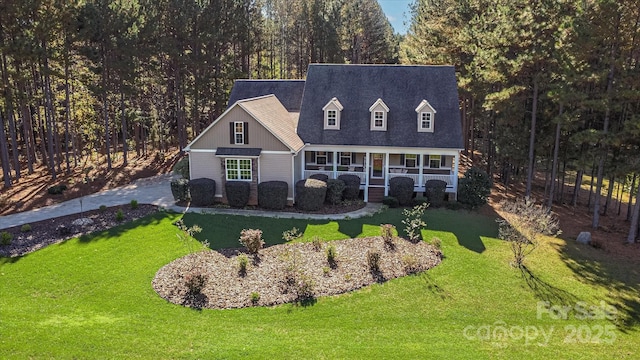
left=184, top=64, right=463, bottom=204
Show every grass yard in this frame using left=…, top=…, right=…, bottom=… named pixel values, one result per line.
left=0, top=208, right=637, bottom=359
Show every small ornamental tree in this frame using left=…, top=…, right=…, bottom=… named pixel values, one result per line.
left=457, top=167, right=492, bottom=208
left=239, top=229, right=265, bottom=254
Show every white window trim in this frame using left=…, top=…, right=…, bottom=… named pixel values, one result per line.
left=420, top=112, right=432, bottom=131
left=416, top=99, right=436, bottom=133
left=226, top=158, right=252, bottom=181
left=323, top=97, right=343, bottom=130
left=234, top=121, right=245, bottom=144
left=369, top=99, right=389, bottom=131
left=428, top=155, right=441, bottom=169
left=340, top=152, right=351, bottom=166
left=405, top=154, right=417, bottom=168
left=316, top=151, right=328, bottom=165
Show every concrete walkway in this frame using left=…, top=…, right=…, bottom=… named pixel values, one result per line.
left=0, top=174, right=383, bottom=230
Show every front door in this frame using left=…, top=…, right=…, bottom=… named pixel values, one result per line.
left=371, top=153, right=384, bottom=178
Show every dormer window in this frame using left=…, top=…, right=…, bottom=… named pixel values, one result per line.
left=415, top=99, right=436, bottom=133
left=369, top=99, right=389, bottom=131
left=323, top=97, right=343, bottom=130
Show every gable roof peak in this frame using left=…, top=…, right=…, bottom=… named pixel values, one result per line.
left=322, top=97, right=344, bottom=111
left=369, top=98, right=390, bottom=112
left=415, top=99, right=437, bottom=113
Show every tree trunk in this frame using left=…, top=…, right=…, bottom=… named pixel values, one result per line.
left=0, top=112, right=12, bottom=188
left=628, top=180, right=640, bottom=243
left=603, top=176, right=615, bottom=216
left=627, top=173, right=636, bottom=221
left=1, top=52, right=21, bottom=181
left=64, top=34, right=72, bottom=174
left=42, top=42, right=57, bottom=181
left=547, top=104, right=562, bottom=210
left=525, top=77, right=539, bottom=198
left=120, top=87, right=127, bottom=166
left=15, top=62, right=35, bottom=174
left=572, top=169, right=583, bottom=206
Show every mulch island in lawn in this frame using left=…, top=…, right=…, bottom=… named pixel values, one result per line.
left=153, top=236, right=442, bottom=309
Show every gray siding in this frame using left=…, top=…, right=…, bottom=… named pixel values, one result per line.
left=260, top=153, right=294, bottom=199
left=190, top=106, right=289, bottom=152
left=189, top=152, right=223, bottom=197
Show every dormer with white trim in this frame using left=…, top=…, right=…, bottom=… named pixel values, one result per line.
left=323, top=97, right=343, bottom=130
left=416, top=99, right=436, bottom=133
left=369, top=98, right=389, bottom=131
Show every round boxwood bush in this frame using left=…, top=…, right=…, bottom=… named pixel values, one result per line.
left=326, top=179, right=346, bottom=205
left=188, top=178, right=216, bottom=206
left=170, top=178, right=190, bottom=202
left=389, top=176, right=414, bottom=206
left=295, top=178, right=327, bottom=211
left=338, top=174, right=360, bottom=200
left=458, top=167, right=492, bottom=208
left=425, top=179, right=447, bottom=207
left=258, top=181, right=288, bottom=210
left=309, top=173, right=329, bottom=182
left=226, top=181, right=250, bottom=208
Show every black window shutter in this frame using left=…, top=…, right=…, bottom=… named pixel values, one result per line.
left=416, top=155, right=420, bottom=166
left=400, top=154, right=405, bottom=164
left=310, top=152, right=316, bottom=163
left=441, top=156, right=446, bottom=166
left=327, top=152, right=333, bottom=163
left=244, top=122, right=249, bottom=144
left=351, top=153, right=357, bottom=163
left=229, top=122, right=234, bottom=144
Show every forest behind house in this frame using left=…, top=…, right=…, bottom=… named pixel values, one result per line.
left=0, top=0, right=639, bottom=242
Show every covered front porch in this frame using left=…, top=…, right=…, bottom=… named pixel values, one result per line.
left=301, top=149, right=460, bottom=202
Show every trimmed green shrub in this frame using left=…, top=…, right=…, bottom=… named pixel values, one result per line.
left=295, top=179, right=327, bottom=211
left=47, top=184, right=67, bottom=195
left=170, top=178, right=190, bottom=202
left=325, top=179, right=345, bottom=205
left=99, top=205, right=108, bottom=212
left=389, top=177, right=414, bottom=206
left=458, top=167, right=492, bottom=208
left=130, top=199, right=139, bottom=209
left=237, top=254, right=249, bottom=275
left=188, top=178, right=216, bottom=206
left=338, top=174, right=360, bottom=200
left=258, top=181, right=288, bottom=210
left=21, top=224, right=32, bottom=233
left=173, top=157, right=190, bottom=179
left=382, top=196, right=399, bottom=208
left=425, top=180, right=447, bottom=207
left=226, top=181, right=250, bottom=208
left=309, top=173, right=328, bottom=182
left=250, top=291, right=260, bottom=304
left=1, top=231, right=13, bottom=245
left=115, top=209, right=124, bottom=222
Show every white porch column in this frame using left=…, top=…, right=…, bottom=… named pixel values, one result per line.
left=418, top=153, right=424, bottom=190
left=300, top=150, right=306, bottom=179
left=453, top=151, right=460, bottom=200
left=332, top=151, right=338, bottom=179
left=364, top=152, right=370, bottom=202
left=384, top=152, right=390, bottom=196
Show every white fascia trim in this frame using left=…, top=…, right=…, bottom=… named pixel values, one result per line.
left=369, top=98, right=389, bottom=112
left=415, top=99, right=437, bottom=113
left=302, top=145, right=461, bottom=156
left=322, top=97, right=344, bottom=111
left=188, top=149, right=218, bottom=153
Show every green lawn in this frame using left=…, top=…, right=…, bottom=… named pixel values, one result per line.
left=0, top=208, right=637, bottom=359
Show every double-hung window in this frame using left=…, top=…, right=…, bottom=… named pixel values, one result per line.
left=420, top=112, right=432, bottom=131
left=327, top=110, right=337, bottom=127
left=234, top=122, right=245, bottom=144
left=226, top=158, right=252, bottom=181
left=429, top=155, right=441, bottom=169
left=405, top=154, right=417, bottom=168
left=316, top=151, right=327, bottom=165
left=373, top=111, right=384, bottom=128
left=340, top=152, right=352, bottom=166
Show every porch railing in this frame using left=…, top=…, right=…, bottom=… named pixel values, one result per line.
left=303, top=170, right=366, bottom=184
left=303, top=170, right=455, bottom=189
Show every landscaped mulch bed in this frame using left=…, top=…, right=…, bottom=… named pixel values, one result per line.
left=153, top=236, right=442, bottom=309
left=0, top=205, right=159, bottom=258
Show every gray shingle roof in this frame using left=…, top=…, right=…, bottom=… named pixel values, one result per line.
left=228, top=80, right=305, bottom=112
left=297, top=64, right=463, bottom=149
